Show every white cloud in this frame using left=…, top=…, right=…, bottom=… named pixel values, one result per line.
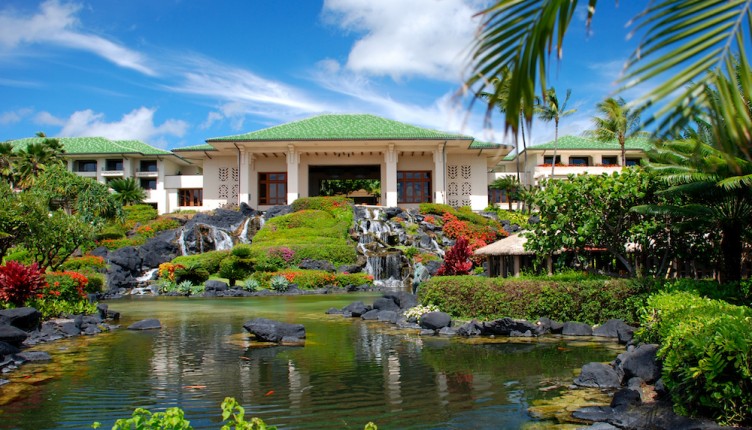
left=322, top=0, right=482, bottom=81
left=58, top=107, right=188, bottom=143
left=0, top=0, right=155, bottom=75
left=34, top=111, right=66, bottom=126
left=0, top=108, right=32, bottom=125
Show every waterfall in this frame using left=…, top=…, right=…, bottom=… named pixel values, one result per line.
left=213, top=228, right=234, bottom=251
left=136, top=268, right=159, bottom=283
left=178, top=229, right=188, bottom=256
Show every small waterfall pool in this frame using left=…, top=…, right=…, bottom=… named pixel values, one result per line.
left=0, top=295, right=622, bottom=429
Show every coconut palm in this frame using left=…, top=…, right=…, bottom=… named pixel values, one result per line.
left=585, top=98, right=644, bottom=167
left=465, top=1, right=752, bottom=163
left=535, top=87, right=576, bottom=176
left=15, top=134, right=65, bottom=189
left=109, top=177, right=147, bottom=206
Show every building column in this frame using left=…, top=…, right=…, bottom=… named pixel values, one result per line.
left=433, top=144, right=446, bottom=204
left=238, top=148, right=250, bottom=205
left=384, top=143, right=398, bottom=207
left=287, top=144, right=299, bottom=204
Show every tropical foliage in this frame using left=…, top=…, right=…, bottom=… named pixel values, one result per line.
left=536, top=87, right=576, bottom=175
left=465, top=0, right=752, bottom=167
left=585, top=97, right=645, bottom=167
left=109, top=177, right=147, bottom=206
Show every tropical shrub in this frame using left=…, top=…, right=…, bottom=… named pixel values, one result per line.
left=158, top=262, right=186, bottom=282
left=44, top=271, right=88, bottom=302
left=60, top=255, right=107, bottom=272
left=242, top=278, right=260, bottom=292
left=172, top=250, right=230, bottom=274
left=436, top=236, right=473, bottom=276
left=98, top=236, right=147, bottom=250
left=253, top=270, right=373, bottom=290
left=291, top=195, right=351, bottom=212
left=637, top=292, right=752, bottom=425
left=123, top=204, right=158, bottom=225
left=0, top=261, right=47, bottom=307
left=149, top=217, right=181, bottom=233
left=95, top=226, right=127, bottom=241
left=404, top=304, right=440, bottom=320
left=231, top=244, right=253, bottom=258
left=419, top=276, right=644, bottom=324
left=219, top=256, right=252, bottom=287
left=85, top=272, right=105, bottom=293
left=174, top=265, right=210, bottom=285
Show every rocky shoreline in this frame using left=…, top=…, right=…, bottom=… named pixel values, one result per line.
left=331, top=292, right=730, bottom=430
left=0, top=304, right=120, bottom=383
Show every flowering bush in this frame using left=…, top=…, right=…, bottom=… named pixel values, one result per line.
left=44, top=271, right=89, bottom=302
left=0, top=261, right=47, bottom=306
left=404, top=304, right=440, bottom=320
left=60, top=255, right=107, bottom=271
left=158, top=262, right=185, bottom=282
left=268, top=247, right=295, bottom=263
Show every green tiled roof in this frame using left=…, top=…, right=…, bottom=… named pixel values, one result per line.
left=469, top=140, right=506, bottom=149
left=530, top=135, right=655, bottom=151
left=172, top=143, right=217, bottom=152
left=207, top=114, right=473, bottom=142
left=7, top=136, right=171, bottom=155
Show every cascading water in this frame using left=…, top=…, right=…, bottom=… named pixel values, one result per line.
left=356, top=206, right=407, bottom=289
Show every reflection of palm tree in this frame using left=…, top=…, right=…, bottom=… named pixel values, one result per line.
left=465, top=1, right=752, bottom=164
left=109, top=177, right=147, bottom=206
left=585, top=98, right=643, bottom=167
left=536, top=88, right=575, bottom=177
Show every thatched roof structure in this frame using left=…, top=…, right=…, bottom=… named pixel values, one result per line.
left=474, top=233, right=534, bottom=256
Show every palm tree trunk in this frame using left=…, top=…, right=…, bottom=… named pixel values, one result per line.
left=520, top=112, right=529, bottom=185
left=551, top=119, right=559, bottom=177
left=620, top=135, right=626, bottom=167
left=719, top=222, right=742, bottom=283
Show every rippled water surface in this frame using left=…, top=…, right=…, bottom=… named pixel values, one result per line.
left=0, top=295, right=621, bottom=429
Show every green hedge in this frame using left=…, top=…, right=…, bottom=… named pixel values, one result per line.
left=171, top=250, right=230, bottom=274
left=123, top=204, right=158, bottom=224
left=418, top=276, right=645, bottom=324
left=252, top=269, right=372, bottom=289
left=637, top=292, right=752, bottom=425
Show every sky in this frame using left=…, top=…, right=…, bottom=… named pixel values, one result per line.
left=0, top=0, right=649, bottom=150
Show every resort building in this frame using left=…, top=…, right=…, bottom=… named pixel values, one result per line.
left=173, top=114, right=511, bottom=212
left=6, top=136, right=200, bottom=214
left=489, top=135, right=653, bottom=191
left=6, top=114, right=512, bottom=214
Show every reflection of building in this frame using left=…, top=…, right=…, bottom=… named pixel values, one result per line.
left=489, top=136, right=653, bottom=191
left=7, top=114, right=513, bottom=214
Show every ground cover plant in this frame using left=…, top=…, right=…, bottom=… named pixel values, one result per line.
left=250, top=269, right=372, bottom=290
left=249, top=196, right=357, bottom=268
left=419, top=275, right=645, bottom=324
left=637, top=292, right=752, bottom=425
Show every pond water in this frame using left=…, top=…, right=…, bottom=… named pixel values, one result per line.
left=0, top=294, right=621, bottom=429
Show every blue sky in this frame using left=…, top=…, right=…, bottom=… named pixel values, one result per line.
left=0, top=0, right=648, bottom=149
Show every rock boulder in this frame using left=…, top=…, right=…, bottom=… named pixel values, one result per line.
left=243, top=318, right=305, bottom=343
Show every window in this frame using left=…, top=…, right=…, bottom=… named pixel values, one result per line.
left=140, top=160, right=158, bottom=172
left=178, top=189, right=202, bottom=207
left=601, top=156, right=618, bottom=165
left=259, top=172, right=287, bottom=205
left=105, top=159, right=123, bottom=171
left=74, top=160, right=97, bottom=172
left=626, top=158, right=642, bottom=166
left=488, top=188, right=508, bottom=204
left=140, top=178, right=157, bottom=190
left=543, top=155, right=561, bottom=165
left=397, top=171, right=431, bottom=204
left=569, top=156, right=589, bottom=166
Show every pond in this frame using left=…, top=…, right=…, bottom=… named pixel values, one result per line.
left=0, top=294, right=621, bottom=429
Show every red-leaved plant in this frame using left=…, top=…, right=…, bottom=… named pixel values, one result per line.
left=0, top=261, right=48, bottom=307
left=436, top=236, right=473, bottom=276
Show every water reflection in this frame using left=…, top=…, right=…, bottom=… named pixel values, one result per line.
left=0, top=296, right=620, bottom=429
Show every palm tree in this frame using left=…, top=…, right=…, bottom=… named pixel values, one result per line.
left=109, top=177, right=147, bottom=206
left=585, top=98, right=643, bottom=167
left=465, top=1, right=752, bottom=163
left=535, top=87, right=576, bottom=177
left=489, top=176, right=519, bottom=210
left=0, top=142, right=15, bottom=187
left=637, top=139, right=752, bottom=283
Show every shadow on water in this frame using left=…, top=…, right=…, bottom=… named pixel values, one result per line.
left=0, top=295, right=620, bottom=429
